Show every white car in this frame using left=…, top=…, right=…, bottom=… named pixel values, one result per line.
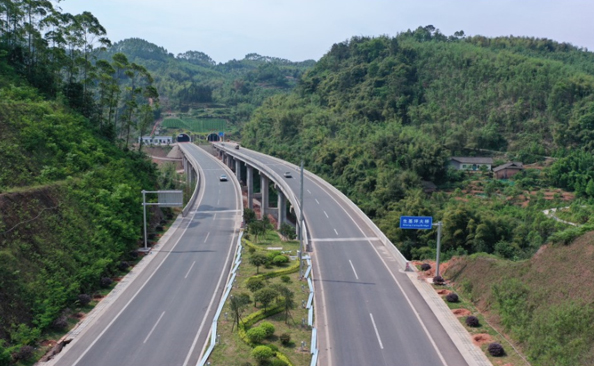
left=284, top=172, right=292, bottom=178
left=219, top=174, right=228, bottom=181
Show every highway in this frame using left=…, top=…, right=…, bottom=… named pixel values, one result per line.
left=220, top=144, right=469, bottom=366
left=53, top=144, right=241, bottom=366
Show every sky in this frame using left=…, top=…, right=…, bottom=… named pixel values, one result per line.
left=58, top=0, right=594, bottom=64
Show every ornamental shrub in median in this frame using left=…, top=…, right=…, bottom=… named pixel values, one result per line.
left=260, top=321, right=275, bottom=337
left=246, top=327, right=267, bottom=344
left=251, top=345, right=274, bottom=364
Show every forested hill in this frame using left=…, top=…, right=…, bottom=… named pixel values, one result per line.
left=100, top=38, right=315, bottom=122
left=243, top=27, right=594, bottom=202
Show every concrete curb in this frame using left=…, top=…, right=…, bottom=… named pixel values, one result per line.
left=405, top=271, right=493, bottom=366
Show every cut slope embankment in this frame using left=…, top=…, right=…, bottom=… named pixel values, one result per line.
left=444, top=232, right=594, bottom=366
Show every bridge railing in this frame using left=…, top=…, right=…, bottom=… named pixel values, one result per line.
left=179, top=144, right=202, bottom=217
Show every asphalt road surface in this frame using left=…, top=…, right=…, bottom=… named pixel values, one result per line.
left=222, top=144, right=469, bottom=366
left=54, top=143, right=241, bottom=366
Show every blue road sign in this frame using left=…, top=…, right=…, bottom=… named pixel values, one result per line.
left=218, top=132, right=224, bottom=137
left=400, top=216, right=433, bottom=229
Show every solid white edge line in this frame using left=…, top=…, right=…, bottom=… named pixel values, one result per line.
left=185, top=261, right=196, bottom=279
left=369, top=313, right=384, bottom=349
left=69, top=158, right=208, bottom=366
left=349, top=260, right=359, bottom=280
left=182, top=232, right=237, bottom=366
left=204, top=232, right=210, bottom=243
left=143, top=311, right=166, bottom=344
left=292, top=159, right=449, bottom=366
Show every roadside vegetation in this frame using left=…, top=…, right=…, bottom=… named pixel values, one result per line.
left=208, top=210, right=311, bottom=366
left=0, top=3, right=182, bottom=364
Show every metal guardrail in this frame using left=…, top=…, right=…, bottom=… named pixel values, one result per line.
left=197, top=231, right=244, bottom=366
left=212, top=144, right=321, bottom=365
left=238, top=148, right=411, bottom=269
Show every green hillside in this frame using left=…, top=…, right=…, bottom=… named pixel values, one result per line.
left=0, top=4, right=166, bottom=364
left=242, top=27, right=594, bottom=259
left=101, top=38, right=315, bottom=128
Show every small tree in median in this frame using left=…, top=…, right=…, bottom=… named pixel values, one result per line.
left=230, top=293, right=251, bottom=331
left=249, top=252, right=268, bottom=274
left=255, top=287, right=278, bottom=311
left=243, top=208, right=257, bottom=225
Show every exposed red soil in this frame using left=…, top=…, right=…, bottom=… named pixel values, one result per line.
left=70, top=312, right=85, bottom=320
left=453, top=308, right=472, bottom=317
left=40, top=340, right=57, bottom=347
left=436, top=289, right=451, bottom=296
left=472, top=333, right=494, bottom=346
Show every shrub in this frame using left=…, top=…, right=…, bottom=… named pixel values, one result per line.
left=260, top=321, right=275, bottom=337
left=465, top=316, right=480, bottom=327
left=128, top=250, right=139, bottom=259
left=420, top=263, right=431, bottom=271
left=248, top=246, right=256, bottom=254
left=268, top=344, right=279, bottom=352
left=241, top=363, right=253, bottom=366
left=13, top=345, right=34, bottom=361
left=446, top=293, right=459, bottom=302
left=272, top=255, right=289, bottom=266
left=433, top=275, right=445, bottom=285
left=251, top=345, right=273, bottom=364
left=280, top=275, right=291, bottom=283
left=52, top=316, right=69, bottom=330
left=118, top=261, right=130, bottom=271
left=100, top=277, right=113, bottom=288
left=246, top=327, right=267, bottom=344
left=280, top=333, right=291, bottom=345
left=271, top=359, right=288, bottom=366
left=267, top=251, right=282, bottom=262
left=78, top=294, right=92, bottom=306
left=156, top=225, right=164, bottom=232
left=487, top=342, right=505, bottom=357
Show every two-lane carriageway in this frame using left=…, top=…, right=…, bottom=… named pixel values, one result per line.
left=54, top=143, right=241, bottom=366
left=221, top=145, right=468, bottom=366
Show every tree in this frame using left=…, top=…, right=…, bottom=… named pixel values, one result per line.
left=254, top=287, right=278, bottom=311
left=243, top=208, right=257, bottom=225
left=278, top=286, right=295, bottom=323
left=229, top=293, right=250, bottom=331
left=248, top=220, right=267, bottom=243
left=249, top=252, right=268, bottom=274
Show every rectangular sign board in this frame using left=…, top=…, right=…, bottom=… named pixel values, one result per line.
left=157, top=190, right=183, bottom=207
left=400, top=216, right=433, bottom=230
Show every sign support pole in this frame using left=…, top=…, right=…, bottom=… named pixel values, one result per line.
left=142, top=190, right=148, bottom=251
left=299, top=159, right=304, bottom=278
left=434, top=221, right=442, bottom=277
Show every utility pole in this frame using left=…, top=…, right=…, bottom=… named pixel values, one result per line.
left=434, top=221, right=443, bottom=277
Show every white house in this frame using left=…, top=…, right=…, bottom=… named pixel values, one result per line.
left=138, top=136, right=173, bottom=145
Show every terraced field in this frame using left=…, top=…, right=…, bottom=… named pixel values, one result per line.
left=162, top=118, right=226, bottom=132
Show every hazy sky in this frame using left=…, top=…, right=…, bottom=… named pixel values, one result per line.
left=58, top=0, right=594, bottom=63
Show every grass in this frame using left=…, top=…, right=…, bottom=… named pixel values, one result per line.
left=432, top=282, right=530, bottom=365
left=208, top=229, right=312, bottom=366
left=161, top=117, right=226, bottom=133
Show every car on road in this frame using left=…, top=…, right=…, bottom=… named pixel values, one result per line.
left=235, top=144, right=240, bottom=149
left=284, top=172, right=292, bottom=178
left=219, top=174, right=228, bottom=181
